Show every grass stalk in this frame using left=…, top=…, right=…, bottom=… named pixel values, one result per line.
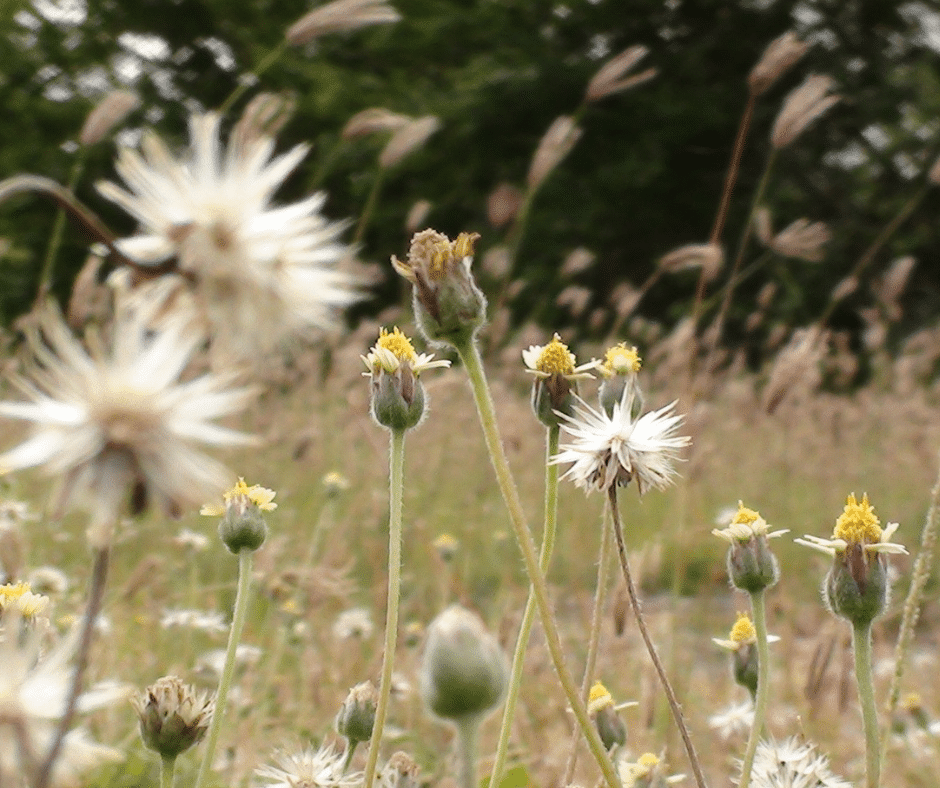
left=362, top=427, right=407, bottom=788
left=35, top=149, right=86, bottom=308
left=194, top=549, right=255, bottom=788
left=607, top=486, right=707, bottom=788
left=852, top=622, right=880, bottom=788
left=218, top=40, right=289, bottom=117
left=488, top=425, right=561, bottom=788
left=737, top=590, right=770, bottom=788
left=353, top=167, right=386, bottom=246
left=454, top=337, right=621, bottom=788
left=36, top=545, right=110, bottom=788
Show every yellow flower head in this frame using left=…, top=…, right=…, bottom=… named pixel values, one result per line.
left=637, top=753, right=660, bottom=770
left=0, top=581, right=49, bottom=618
left=377, top=327, right=418, bottom=365
left=729, top=612, right=756, bottom=645
left=732, top=502, right=761, bottom=527
left=201, top=477, right=277, bottom=518
left=602, top=343, right=641, bottom=376
left=588, top=680, right=614, bottom=712
left=534, top=334, right=576, bottom=375
left=393, top=230, right=480, bottom=283
left=833, top=493, right=881, bottom=544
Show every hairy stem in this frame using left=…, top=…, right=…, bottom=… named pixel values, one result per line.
left=853, top=622, right=880, bottom=788
left=737, top=590, right=770, bottom=788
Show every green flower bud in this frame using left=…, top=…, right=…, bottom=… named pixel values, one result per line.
left=133, top=676, right=214, bottom=759
left=732, top=643, right=759, bottom=698
left=824, top=544, right=889, bottom=626
left=712, top=502, right=788, bottom=593
left=597, top=343, right=643, bottom=418
left=420, top=605, right=508, bottom=722
left=588, top=682, right=627, bottom=751
left=335, top=681, right=378, bottom=745
left=202, top=478, right=276, bottom=554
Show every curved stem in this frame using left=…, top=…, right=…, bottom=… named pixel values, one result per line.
left=36, top=151, right=87, bottom=307
left=218, top=40, right=289, bottom=117
left=607, top=486, right=707, bottom=788
left=488, top=426, right=561, bottom=788
left=342, top=741, right=360, bottom=773
left=363, top=427, right=407, bottom=788
left=454, top=338, right=620, bottom=788
left=35, top=545, right=110, bottom=788
left=738, top=590, right=770, bottom=788
left=563, top=500, right=613, bottom=783
left=194, top=550, right=255, bottom=788
left=853, top=622, right=881, bottom=788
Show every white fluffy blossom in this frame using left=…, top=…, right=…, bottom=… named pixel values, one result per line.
left=745, top=737, right=851, bottom=788
left=255, top=743, right=361, bottom=788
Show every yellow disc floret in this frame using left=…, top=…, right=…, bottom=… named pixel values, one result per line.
left=377, top=327, right=418, bottom=364
left=729, top=612, right=756, bottom=644
left=201, top=477, right=277, bottom=517
left=0, top=582, right=48, bottom=617
left=833, top=493, right=882, bottom=544
left=428, top=232, right=480, bottom=279
left=588, top=680, right=613, bottom=712
left=603, top=343, right=641, bottom=375
left=732, top=501, right=761, bottom=526
left=637, top=753, right=660, bottom=770
left=536, top=333, right=576, bottom=375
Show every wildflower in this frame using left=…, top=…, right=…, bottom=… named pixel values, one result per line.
left=171, top=528, right=210, bottom=552
left=618, top=752, right=684, bottom=788
left=0, top=617, right=127, bottom=787
left=552, top=390, right=691, bottom=495
left=201, top=477, right=276, bottom=553
left=195, top=644, right=263, bottom=679
left=522, top=333, right=596, bottom=426
left=96, top=112, right=359, bottom=360
left=0, top=307, right=255, bottom=546
left=160, top=609, right=228, bottom=634
left=588, top=681, right=627, bottom=751
left=378, top=751, right=420, bottom=788
left=26, top=566, right=69, bottom=596
left=748, top=32, right=810, bottom=96
left=333, top=607, right=375, bottom=640
left=596, top=342, right=642, bottom=417
left=712, top=502, right=788, bottom=592
left=362, top=327, right=450, bottom=431
left=432, top=533, right=459, bottom=562
left=133, top=675, right=214, bottom=759
left=745, top=737, right=851, bottom=787
left=335, top=680, right=378, bottom=745
left=0, top=582, right=49, bottom=620
left=322, top=470, right=351, bottom=498
left=713, top=612, right=780, bottom=696
left=707, top=698, right=754, bottom=741
left=420, top=605, right=508, bottom=723
left=796, top=493, right=907, bottom=626
left=771, top=74, right=840, bottom=148
left=285, top=0, right=400, bottom=45
left=392, top=229, right=486, bottom=346
left=256, top=743, right=361, bottom=788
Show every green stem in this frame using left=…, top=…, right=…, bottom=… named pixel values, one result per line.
left=362, top=427, right=407, bottom=788
left=456, top=717, right=481, bottom=788
left=160, top=755, right=177, bottom=788
left=353, top=167, right=386, bottom=246
left=454, top=338, right=620, bottom=788
left=738, top=590, right=770, bottom=788
left=218, top=40, right=289, bottom=117
left=35, top=150, right=86, bottom=308
left=563, top=500, right=613, bottom=783
left=194, top=550, right=255, bottom=788
left=488, top=425, right=561, bottom=788
left=342, top=741, right=360, bottom=773
left=853, top=623, right=881, bottom=788
left=607, top=486, right=708, bottom=788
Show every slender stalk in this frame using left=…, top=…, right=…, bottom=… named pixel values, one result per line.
left=737, top=590, right=770, bottom=788
left=160, top=755, right=177, bottom=788
left=607, top=486, right=707, bottom=788
left=456, top=717, right=481, bottom=788
left=194, top=550, right=255, bottom=788
left=353, top=167, right=386, bottom=246
left=342, top=741, right=360, bottom=773
left=563, top=501, right=613, bottom=784
left=488, top=426, right=561, bottom=788
left=710, top=93, right=757, bottom=246
left=35, top=546, right=110, bottom=788
left=454, top=337, right=620, bottom=788
left=852, top=623, right=880, bottom=788
left=882, top=452, right=940, bottom=757
left=218, top=40, right=289, bottom=117
left=363, top=427, right=407, bottom=788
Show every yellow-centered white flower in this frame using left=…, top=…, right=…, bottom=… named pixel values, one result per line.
left=97, top=112, right=359, bottom=358
left=0, top=306, right=255, bottom=543
left=552, top=391, right=691, bottom=494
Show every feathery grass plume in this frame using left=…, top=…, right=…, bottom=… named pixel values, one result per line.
left=760, top=326, right=826, bottom=414
left=0, top=610, right=128, bottom=787
left=747, top=32, right=810, bottom=96
left=658, top=242, right=723, bottom=280
left=768, top=218, right=831, bottom=262
left=771, top=74, right=840, bottom=148
left=286, top=0, right=400, bottom=45
left=561, top=246, right=595, bottom=276
left=0, top=304, right=255, bottom=546
left=97, top=112, right=360, bottom=361
left=379, top=116, right=440, bottom=168
left=256, top=743, right=362, bottom=788
left=522, top=333, right=596, bottom=426
left=79, top=89, right=139, bottom=146
left=342, top=108, right=412, bottom=139
left=556, top=285, right=592, bottom=317
left=744, top=737, right=851, bottom=788
left=928, top=155, right=940, bottom=185
left=486, top=182, right=523, bottom=228
left=405, top=199, right=432, bottom=234
left=527, top=116, right=582, bottom=190
left=875, top=255, right=916, bottom=320
left=585, top=44, right=657, bottom=102
left=235, top=92, right=297, bottom=144
left=133, top=676, right=214, bottom=760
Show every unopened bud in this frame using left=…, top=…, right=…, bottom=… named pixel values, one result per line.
left=420, top=605, right=508, bottom=722
left=588, top=682, right=626, bottom=750
left=201, top=478, right=276, bottom=554
left=335, top=681, right=378, bottom=744
left=133, top=676, right=214, bottom=759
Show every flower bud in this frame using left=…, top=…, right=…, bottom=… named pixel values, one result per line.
left=596, top=343, right=643, bottom=418
left=379, top=751, right=421, bottom=788
left=824, top=544, right=889, bottom=626
left=588, top=682, right=626, bottom=751
left=420, top=605, right=508, bottom=722
left=335, top=680, right=378, bottom=745
left=392, top=230, right=487, bottom=347
left=712, top=502, right=787, bottom=593
left=201, top=478, right=276, bottom=554
left=133, top=676, right=214, bottom=759
left=712, top=613, right=762, bottom=698
left=618, top=753, right=676, bottom=788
